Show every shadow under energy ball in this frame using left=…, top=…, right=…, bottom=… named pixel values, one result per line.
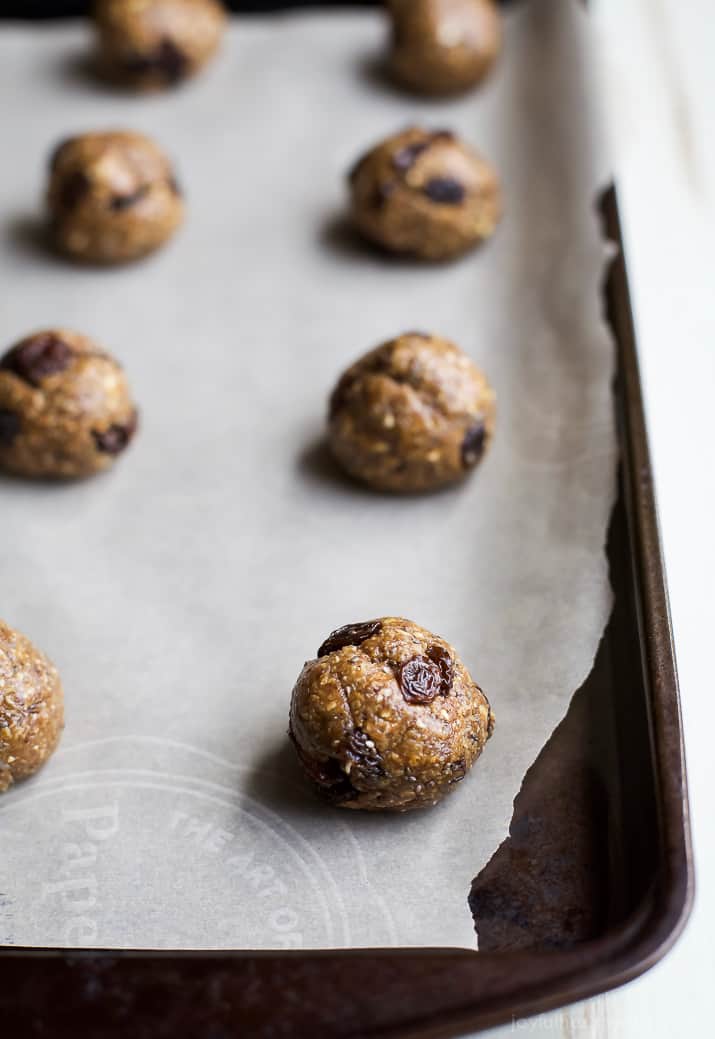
left=289, top=617, right=494, bottom=812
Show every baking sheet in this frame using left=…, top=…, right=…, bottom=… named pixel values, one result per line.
left=0, top=0, right=615, bottom=951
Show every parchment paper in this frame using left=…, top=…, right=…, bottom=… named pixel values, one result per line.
left=0, top=0, right=616, bottom=951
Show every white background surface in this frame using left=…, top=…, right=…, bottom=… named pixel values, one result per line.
left=484, top=0, right=715, bottom=1035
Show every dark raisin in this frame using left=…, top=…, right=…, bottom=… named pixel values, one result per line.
left=461, top=420, right=487, bottom=468
left=123, top=38, right=188, bottom=83
left=399, top=655, right=442, bottom=705
left=168, top=175, right=182, bottom=197
left=392, top=140, right=430, bottom=173
left=448, top=759, right=467, bottom=784
left=57, top=170, right=91, bottom=212
left=0, top=409, right=21, bottom=447
left=109, top=185, right=150, bottom=212
left=347, top=728, right=384, bottom=778
left=147, top=37, right=188, bottom=83
left=1, top=334, right=73, bottom=387
left=392, top=130, right=456, bottom=175
left=362, top=351, right=394, bottom=376
left=371, top=180, right=396, bottom=210
left=289, top=728, right=359, bottom=804
left=92, top=411, right=138, bottom=456
left=317, top=620, right=382, bottom=659
left=423, top=177, right=466, bottom=205
left=426, top=645, right=454, bottom=694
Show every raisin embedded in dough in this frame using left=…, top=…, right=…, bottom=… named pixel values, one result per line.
left=93, top=0, right=227, bottom=90
left=328, top=331, right=495, bottom=493
left=48, top=131, right=184, bottom=265
left=0, top=619, right=65, bottom=794
left=349, top=126, right=501, bottom=260
left=0, top=329, right=138, bottom=480
left=388, top=0, right=502, bottom=96
left=289, top=616, right=494, bottom=812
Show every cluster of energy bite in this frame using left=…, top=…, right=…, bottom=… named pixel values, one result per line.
left=3, top=0, right=504, bottom=811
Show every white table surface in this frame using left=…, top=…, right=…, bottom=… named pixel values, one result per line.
left=481, top=0, right=715, bottom=1035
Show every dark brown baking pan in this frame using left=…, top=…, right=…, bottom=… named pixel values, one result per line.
left=0, top=4, right=694, bottom=1038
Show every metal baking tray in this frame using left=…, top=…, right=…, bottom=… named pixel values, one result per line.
left=0, top=2, right=694, bottom=1036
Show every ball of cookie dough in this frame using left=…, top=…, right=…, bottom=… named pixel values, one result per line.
left=48, top=131, right=184, bottom=265
left=388, top=0, right=502, bottom=95
left=0, top=329, right=138, bottom=480
left=328, top=332, right=495, bottom=493
left=349, top=127, right=501, bottom=260
left=93, top=0, right=226, bottom=90
left=0, top=619, right=64, bottom=794
left=290, top=617, right=494, bottom=812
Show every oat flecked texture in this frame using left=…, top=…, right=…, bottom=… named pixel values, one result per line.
left=93, top=0, right=227, bottom=90
left=388, top=0, right=502, bottom=96
left=0, top=619, right=64, bottom=794
left=48, top=130, right=184, bottom=265
left=0, top=328, right=138, bottom=479
left=290, top=617, right=494, bottom=812
left=349, top=126, right=502, bottom=260
left=328, top=331, right=495, bottom=492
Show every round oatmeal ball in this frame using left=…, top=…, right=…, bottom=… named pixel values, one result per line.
left=328, top=331, right=495, bottom=493
left=0, top=619, right=64, bottom=794
left=289, top=617, right=494, bottom=812
left=387, top=0, right=502, bottom=96
left=47, top=131, right=184, bottom=265
left=348, top=126, right=501, bottom=261
left=0, top=329, right=138, bottom=480
left=93, top=0, right=227, bottom=90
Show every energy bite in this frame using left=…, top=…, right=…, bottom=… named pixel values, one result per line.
left=289, top=617, right=494, bottom=812
left=0, top=619, right=64, bottom=794
left=48, top=131, right=184, bottom=265
left=0, top=329, right=138, bottom=480
left=348, top=126, right=501, bottom=260
left=93, top=0, right=226, bottom=90
left=328, top=331, right=495, bottom=493
left=388, top=0, right=502, bottom=96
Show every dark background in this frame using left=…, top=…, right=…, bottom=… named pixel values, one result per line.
left=0, top=1, right=516, bottom=18
left=1, top=0, right=377, bottom=16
